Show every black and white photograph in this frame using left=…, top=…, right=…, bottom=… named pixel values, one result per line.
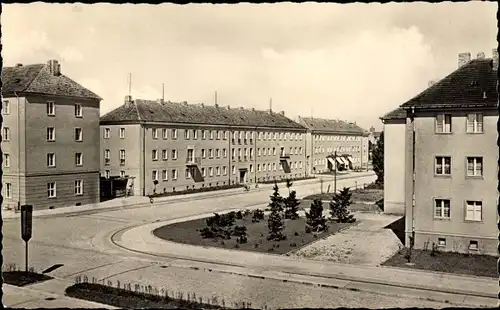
left=0, top=1, right=498, bottom=308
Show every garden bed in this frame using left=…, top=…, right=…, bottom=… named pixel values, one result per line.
left=299, top=200, right=381, bottom=213
left=153, top=213, right=352, bottom=255
left=150, top=184, right=242, bottom=198
left=3, top=271, right=53, bottom=287
left=258, top=176, right=316, bottom=185
left=381, top=248, right=498, bottom=278
left=66, top=282, right=233, bottom=309
left=303, top=187, right=383, bottom=203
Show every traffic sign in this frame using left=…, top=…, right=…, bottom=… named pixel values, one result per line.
left=21, top=205, right=33, bottom=242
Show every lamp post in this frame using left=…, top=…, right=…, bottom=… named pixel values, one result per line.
left=333, top=151, right=337, bottom=194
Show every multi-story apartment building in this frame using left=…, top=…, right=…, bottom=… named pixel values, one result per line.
left=401, top=50, right=498, bottom=255
left=100, top=96, right=308, bottom=197
left=1, top=60, right=102, bottom=210
left=380, top=107, right=406, bottom=215
left=297, top=117, right=369, bottom=175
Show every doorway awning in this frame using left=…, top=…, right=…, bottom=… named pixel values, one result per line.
left=335, top=157, right=344, bottom=165
left=339, top=156, right=349, bottom=166
left=327, top=157, right=336, bottom=165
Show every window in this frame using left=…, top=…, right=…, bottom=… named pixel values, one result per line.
left=152, top=128, right=158, bottom=139
left=120, top=171, right=125, bottom=178
left=46, top=127, right=55, bottom=141
left=258, top=148, right=261, bottom=156
left=185, top=168, right=191, bottom=179
left=223, top=166, right=227, bottom=175
left=47, top=153, right=56, bottom=167
left=223, top=148, right=227, bottom=158
left=172, top=169, right=178, bottom=180
left=435, top=156, right=451, bottom=175
left=437, top=238, right=446, bottom=247
left=232, top=148, right=236, bottom=159
left=465, top=200, right=482, bottom=221
left=201, top=168, right=206, bottom=177
left=187, top=149, right=194, bottom=162
left=224, top=131, right=228, bottom=140
left=172, top=129, right=178, bottom=139
left=104, top=128, right=110, bottom=139
left=171, top=149, right=178, bottom=160
left=209, top=167, right=214, bottom=176
left=75, top=180, right=83, bottom=195
left=435, top=114, right=452, bottom=133
left=232, top=166, right=236, bottom=175
left=47, top=182, right=56, bottom=198
left=185, top=129, right=190, bottom=139
left=250, top=148, right=254, bottom=159
left=434, top=199, right=451, bottom=219
left=3, top=100, right=10, bottom=114
left=104, top=149, right=111, bottom=165
left=162, top=128, right=168, bottom=139
left=193, top=129, right=198, bottom=139
left=2, top=127, right=10, bottom=141
left=250, top=164, right=253, bottom=172
left=162, top=149, right=168, bottom=160
left=469, top=241, right=479, bottom=251
left=466, top=113, right=483, bottom=133
left=201, top=149, right=206, bottom=158
left=75, top=128, right=83, bottom=141
left=119, top=149, right=126, bottom=165
left=273, top=163, right=277, bottom=171
left=47, top=101, right=55, bottom=116
left=273, top=148, right=277, bottom=156
left=75, top=103, right=82, bottom=117
left=210, top=130, right=214, bottom=139
left=209, top=149, right=213, bottom=158
left=152, top=149, right=158, bottom=161
left=217, top=131, right=221, bottom=140
left=152, top=170, right=158, bottom=181
left=162, top=170, right=168, bottom=181
left=105, top=170, right=110, bottom=178
left=75, top=153, right=83, bottom=166
left=5, top=183, right=12, bottom=198
left=202, top=130, right=206, bottom=139
left=216, top=149, right=220, bottom=158
left=119, top=128, right=125, bottom=139
left=257, top=164, right=261, bottom=172
left=216, top=166, right=221, bottom=176
left=466, top=157, right=483, bottom=177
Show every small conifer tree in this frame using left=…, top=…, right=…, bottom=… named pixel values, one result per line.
left=329, top=187, right=356, bottom=223
left=284, top=190, right=300, bottom=220
left=305, top=199, right=328, bottom=232
left=267, top=182, right=286, bottom=241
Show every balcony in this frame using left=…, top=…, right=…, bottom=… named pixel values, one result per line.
left=279, top=153, right=290, bottom=160
left=186, top=156, right=202, bottom=166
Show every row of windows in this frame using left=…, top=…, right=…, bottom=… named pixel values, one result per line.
left=435, top=237, right=480, bottom=252
left=314, top=135, right=362, bottom=142
left=3, top=180, right=84, bottom=199
left=434, top=156, right=483, bottom=177
left=314, top=146, right=361, bottom=154
left=2, top=101, right=84, bottom=118
left=103, top=127, right=305, bottom=142
left=435, top=113, right=484, bottom=134
left=2, top=127, right=83, bottom=142
left=3, top=153, right=84, bottom=168
left=433, top=199, right=483, bottom=222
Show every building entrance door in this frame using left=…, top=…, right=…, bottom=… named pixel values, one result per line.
left=239, top=170, right=247, bottom=184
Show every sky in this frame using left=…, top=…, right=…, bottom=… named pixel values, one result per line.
left=2, top=2, right=497, bottom=131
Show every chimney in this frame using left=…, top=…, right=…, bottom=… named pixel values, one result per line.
left=124, top=95, right=133, bottom=106
left=251, top=108, right=255, bottom=112
left=227, top=105, right=230, bottom=110
left=47, top=59, right=61, bottom=76
left=428, top=80, right=436, bottom=87
left=458, top=52, right=471, bottom=68
left=181, top=101, right=188, bottom=105
left=477, top=52, right=486, bottom=59
left=15, top=63, right=23, bottom=67
left=492, top=48, right=499, bottom=70
left=267, top=109, right=273, bottom=114
left=279, top=111, right=285, bottom=116
left=157, top=99, right=164, bottom=104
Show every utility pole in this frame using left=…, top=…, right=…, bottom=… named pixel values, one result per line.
left=128, top=73, right=132, bottom=95
left=334, top=151, right=338, bottom=194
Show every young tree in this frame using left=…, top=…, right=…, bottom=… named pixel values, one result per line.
left=284, top=190, right=300, bottom=220
left=329, top=187, right=356, bottom=223
left=305, top=199, right=328, bottom=233
left=267, top=182, right=286, bottom=241
left=372, top=131, right=384, bottom=184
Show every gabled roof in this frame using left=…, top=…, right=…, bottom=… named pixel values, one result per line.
left=298, top=117, right=369, bottom=136
left=100, top=99, right=306, bottom=130
left=2, top=63, right=101, bottom=100
left=400, top=58, right=498, bottom=110
left=380, top=107, right=406, bottom=121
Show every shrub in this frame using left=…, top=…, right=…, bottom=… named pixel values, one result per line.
left=284, top=190, right=300, bottom=220
left=252, top=209, right=265, bottom=223
left=305, top=199, right=328, bottom=233
left=233, top=226, right=248, bottom=244
left=329, top=187, right=356, bottom=223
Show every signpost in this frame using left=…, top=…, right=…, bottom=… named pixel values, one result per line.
left=21, top=205, right=33, bottom=272
left=333, top=151, right=338, bottom=194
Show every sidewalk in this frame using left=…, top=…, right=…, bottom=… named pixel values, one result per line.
left=2, top=171, right=375, bottom=220
left=112, top=213, right=498, bottom=305
left=3, top=282, right=116, bottom=309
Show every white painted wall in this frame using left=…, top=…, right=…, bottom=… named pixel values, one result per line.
left=383, top=119, right=406, bottom=215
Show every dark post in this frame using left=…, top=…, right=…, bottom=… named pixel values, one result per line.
left=334, top=151, right=337, bottom=194
left=21, top=205, right=33, bottom=272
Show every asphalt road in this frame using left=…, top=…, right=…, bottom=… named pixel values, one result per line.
left=2, top=174, right=465, bottom=308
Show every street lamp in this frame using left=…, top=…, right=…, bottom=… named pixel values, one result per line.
left=333, top=151, right=337, bottom=194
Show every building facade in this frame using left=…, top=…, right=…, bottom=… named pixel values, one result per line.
left=297, top=117, right=369, bottom=175
left=380, top=108, right=406, bottom=215
left=100, top=97, right=308, bottom=197
left=2, top=60, right=102, bottom=210
left=402, top=50, right=498, bottom=255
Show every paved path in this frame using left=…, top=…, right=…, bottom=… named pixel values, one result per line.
left=6, top=172, right=495, bottom=308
